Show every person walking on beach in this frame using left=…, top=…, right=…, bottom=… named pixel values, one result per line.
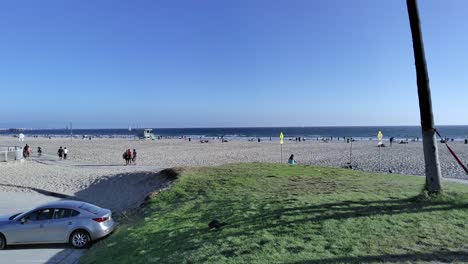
left=23, top=144, right=31, bottom=158
left=37, top=146, right=42, bottom=157
left=132, top=149, right=137, bottom=165
left=125, top=149, right=132, bottom=165
left=288, top=154, right=296, bottom=165
left=122, top=150, right=128, bottom=165
left=57, top=147, right=64, bottom=160
left=64, top=147, right=68, bottom=159
left=23, top=144, right=27, bottom=158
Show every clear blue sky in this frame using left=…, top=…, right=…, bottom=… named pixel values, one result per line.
left=0, top=0, right=467, bottom=128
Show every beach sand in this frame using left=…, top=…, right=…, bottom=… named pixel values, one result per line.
left=1, top=136, right=467, bottom=212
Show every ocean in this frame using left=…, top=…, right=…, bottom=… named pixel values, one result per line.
left=1, top=126, right=468, bottom=141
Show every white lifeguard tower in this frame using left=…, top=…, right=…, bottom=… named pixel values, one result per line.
left=142, top=129, right=156, bottom=140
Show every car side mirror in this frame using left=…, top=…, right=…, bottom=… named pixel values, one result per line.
left=20, top=218, right=26, bottom=224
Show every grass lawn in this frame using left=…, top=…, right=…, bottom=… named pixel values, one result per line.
left=80, top=163, right=468, bottom=264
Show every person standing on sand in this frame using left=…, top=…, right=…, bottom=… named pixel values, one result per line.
left=122, top=150, right=128, bottom=165
left=132, top=149, right=137, bottom=165
left=57, top=146, right=64, bottom=160
left=64, top=147, right=68, bottom=159
left=126, top=149, right=132, bottom=165
left=23, top=145, right=27, bottom=158
left=23, top=144, right=31, bottom=158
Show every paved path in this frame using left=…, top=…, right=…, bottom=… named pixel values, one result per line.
left=0, top=192, right=85, bottom=264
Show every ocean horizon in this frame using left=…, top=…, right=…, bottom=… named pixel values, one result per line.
left=1, top=126, right=467, bottom=141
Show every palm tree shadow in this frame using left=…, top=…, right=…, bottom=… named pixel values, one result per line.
left=224, top=196, right=468, bottom=229
left=287, top=250, right=468, bottom=263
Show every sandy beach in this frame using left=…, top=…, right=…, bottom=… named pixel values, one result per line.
left=1, top=136, right=467, bottom=212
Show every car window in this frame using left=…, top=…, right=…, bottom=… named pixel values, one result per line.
left=37, top=208, right=53, bottom=221
left=24, top=211, right=40, bottom=221
left=70, top=209, right=80, bottom=217
left=52, top=208, right=81, bottom=219
left=25, top=209, right=52, bottom=222
left=79, top=203, right=102, bottom=214
left=52, top=208, right=67, bottom=219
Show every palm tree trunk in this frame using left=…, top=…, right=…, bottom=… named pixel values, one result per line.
left=406, top=0, right=442, bottom=193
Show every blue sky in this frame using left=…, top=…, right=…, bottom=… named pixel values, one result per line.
left=0, top=0, right=467, bottom=128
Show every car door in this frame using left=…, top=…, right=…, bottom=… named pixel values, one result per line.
left=7, top=208, right=52, bottom=244
left=42, top=208, right=80, bottom=243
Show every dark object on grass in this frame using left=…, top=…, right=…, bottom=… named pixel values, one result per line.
left=160, top=168, right=183, bottom=180
left=389, top=170, right=393, bottom=173
left=209, top=219, right=227, bottom=230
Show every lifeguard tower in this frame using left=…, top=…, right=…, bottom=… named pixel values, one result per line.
left=141, top=129, right=156, bottom=140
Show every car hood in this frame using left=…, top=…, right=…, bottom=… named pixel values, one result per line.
left=0, top=220, right=12, bottom=228
left=0, top=215, right=11, bottom=221
left=0, top=215, right=15, bottom=224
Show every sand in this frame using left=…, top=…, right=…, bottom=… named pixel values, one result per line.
left=1, top=136, right=467, bottom=212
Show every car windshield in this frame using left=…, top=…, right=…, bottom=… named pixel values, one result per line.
left=13, top=210, right=33, bottom=221
left=79, top=203, right=102, bottom=214
left=9, top=212, right=22, bottom=220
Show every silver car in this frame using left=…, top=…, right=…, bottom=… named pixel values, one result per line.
left=0, top=200, right=116, bottom=249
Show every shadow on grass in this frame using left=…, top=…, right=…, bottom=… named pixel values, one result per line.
left=77, top=164, right=468, bottom=263
left=221, top=196, right=468, bottom=231
left=130, top=195, right=468, bottom=262
left=287, top=250, right=468, bottom=263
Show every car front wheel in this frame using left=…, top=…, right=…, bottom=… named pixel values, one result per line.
left=0, top=233, right=6, bottom=250
left=70, top=230, right=91, bottom=249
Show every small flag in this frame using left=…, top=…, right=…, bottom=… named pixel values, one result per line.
left=280, top=132, right=284, bottom=145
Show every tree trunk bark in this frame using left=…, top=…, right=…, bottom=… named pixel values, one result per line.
left=406, top=0, right=442, bottom=193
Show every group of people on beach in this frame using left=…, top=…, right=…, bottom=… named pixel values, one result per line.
left=123, top=149, right=137, bottom=165
left=22, top=145, right=43, bottom=158
left=57, top=146, right=68, bottom=160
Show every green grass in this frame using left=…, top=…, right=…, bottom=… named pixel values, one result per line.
left=80, top=163, right=468, bottom=264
